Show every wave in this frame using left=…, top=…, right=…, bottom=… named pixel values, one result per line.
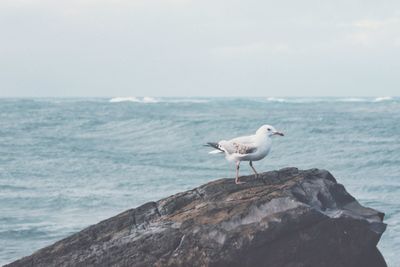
left=110, top=97, right=395, bottom=104
left=264, top=97, right=396, bottom=103
left=109, top=97, right=158, bottom=103
left=265, top=97, right=353, bottom=103
left=166, top=99, right=210, bottom=103
left=142, top=97, right=158, bottom=103
left=373, top=96, right=393, bottom=102
left=266, top=97, right=287, bottom=102
left=109, top=97, right=140, bottom=103
left=338, top=96, right=393, bottom=103
left=265, top=97, right=362, bottom=103
left=109, top=97, right=211, bottom=104
left=338, top=98, right=367, bottom=102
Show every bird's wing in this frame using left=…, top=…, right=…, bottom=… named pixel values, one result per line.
left=229, top=134, right=256, bottom=145
left=219, top=139, right=257, bottom=155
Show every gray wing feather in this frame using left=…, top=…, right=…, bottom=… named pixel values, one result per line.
left=219, top=140, right=257, bottom=155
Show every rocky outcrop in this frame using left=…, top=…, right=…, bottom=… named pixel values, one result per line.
left=6, top=168, right=387, bottom=267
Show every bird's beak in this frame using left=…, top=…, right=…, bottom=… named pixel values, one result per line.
left=273, top=131, right=284, bottom=136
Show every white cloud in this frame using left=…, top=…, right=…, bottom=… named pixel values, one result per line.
left=354, top=19, right=385, bottom=30
left=347, top=17, right=400, bottom=46
left=353, top=18, right=400, bottom=30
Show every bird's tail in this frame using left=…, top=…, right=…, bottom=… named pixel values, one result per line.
left=204, top=142, right=224, bottom=154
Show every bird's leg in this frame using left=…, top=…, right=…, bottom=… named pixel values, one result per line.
left=249, top=161, right=258, bottom=178
left=235, top=161, right=244, bottom=184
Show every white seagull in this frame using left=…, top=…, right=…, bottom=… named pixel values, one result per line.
left=206, top=125, right=284, bottom=184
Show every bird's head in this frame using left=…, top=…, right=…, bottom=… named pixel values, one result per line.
left=256, top=125, right=284, bottom=137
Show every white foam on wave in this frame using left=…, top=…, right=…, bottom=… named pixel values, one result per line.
left=142, top=97, right=158, bottom=103
left=109, top=97, right=140, bottom=103
left=266, top=97, right=287, bottom=102
left=109, top=97, right=211, bottom=104
left=167, top=98, right=210, bottom=103
left=373, top=96, right=393, bottom=102
left=336, top=96, right=394, bottom=103
left=265, top=97, right=335, bottom=103
left=109, top=97, right=395, bottom=104
left=338, top=98, right=367, bottom=102
left=265, top=97, right=342, bottom=103
left=109, top=97, right=158, bottom=103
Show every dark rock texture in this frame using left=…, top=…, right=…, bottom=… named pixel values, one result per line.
left=6, top=168, right=387, bottom=267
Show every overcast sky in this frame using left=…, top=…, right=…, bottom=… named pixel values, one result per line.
left=0, top=0, right=399, bottom=97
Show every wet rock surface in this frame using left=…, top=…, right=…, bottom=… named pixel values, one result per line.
left=6, top=168, right=387, bottom=267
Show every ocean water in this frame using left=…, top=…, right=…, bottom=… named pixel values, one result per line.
left=0, top=97, right=399, bottom=266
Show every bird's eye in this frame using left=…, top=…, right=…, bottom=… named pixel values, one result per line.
left=267, top=128, right=271, bottom=131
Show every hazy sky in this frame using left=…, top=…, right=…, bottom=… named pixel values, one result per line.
left=1, top=0, right=399, bottom=97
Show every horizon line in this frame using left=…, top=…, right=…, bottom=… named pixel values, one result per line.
left=0, top=95, right=397, bottom=98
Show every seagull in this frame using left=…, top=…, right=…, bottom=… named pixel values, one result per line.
left=205, top=125, right=284, bottom=184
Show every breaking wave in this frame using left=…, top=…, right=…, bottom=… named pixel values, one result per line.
left=374, top=96, right=393, bottom=102
left=338, top=98, right=367, bottom=102
left=109, top=97, right=158, bottom=103
left=264, top=97, right=396, bottom=103
left=266, top=97, right=287, bottom=102
left=109, top=97, right=211, bottom=104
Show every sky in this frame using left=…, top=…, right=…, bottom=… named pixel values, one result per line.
left=0, top=0, right=399, bottom=97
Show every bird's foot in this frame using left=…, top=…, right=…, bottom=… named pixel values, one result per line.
left=235, top=177, right=245, bottom=184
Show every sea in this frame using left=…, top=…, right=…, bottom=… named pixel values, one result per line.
left=0, top=97, right=399, bottom=266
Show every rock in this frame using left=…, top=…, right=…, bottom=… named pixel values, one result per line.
left=6, top=168, right=387, bottom=267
